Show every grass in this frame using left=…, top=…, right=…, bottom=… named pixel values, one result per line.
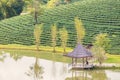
left=0, top=44, right=73, bottom=63
left=0, top=44, right=120, bottom=64
left=105, top=54, right=120, bottom=63
left=0, top=49, right=71, bottom=63
left=0, top=44, right=73, bottom=53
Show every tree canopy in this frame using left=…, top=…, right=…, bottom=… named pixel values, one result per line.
left=74, top=17, right=85, bottom=44
left=0, top=0, right=24, bottom=20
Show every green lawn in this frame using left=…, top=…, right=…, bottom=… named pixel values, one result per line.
left=0, top=49, right=71, bottom=63
left=0, top=44, right=120, bottom=63
left=0, top=44, right=72, bottom=53
left=105, top=54, right=120, bottom=63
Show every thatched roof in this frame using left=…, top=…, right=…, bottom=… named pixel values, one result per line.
left=65, top=44, right=92, bottom=58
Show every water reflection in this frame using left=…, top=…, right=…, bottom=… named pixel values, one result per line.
left=66, top=70, right=108, bottom=80
left=51, top=53, right=56, bottom=80
left=0, top=51, right=120, bottom=80
left=51, top=53, right=68, bottom=80
left=10, top=53, right=22, bottom=61
left=26, top=57, right=44, bottom=80
left=25, top=51, right=44, bottom=80
left=66, top=70, right=91, bottom=80
left=90, top=70, right=108, bottom=80
left=0, top=51, right=21, bottom=61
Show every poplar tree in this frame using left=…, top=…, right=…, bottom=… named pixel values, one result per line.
left=74, top=17, right=85, bottom=44
left=51, top=24, right=57, bottom=52
left=94, top=33, right=110, bottom=50
left=33, top=0, right=40, bottom=23
left=59, top=27, right=68, bottom=53
left=33, top=0, right=44, bottom=51
left=34, top=24, right=43, bottom=51
left=91, top=46, right=106, bottom=66
left=92, top=33, right=110, bottom=65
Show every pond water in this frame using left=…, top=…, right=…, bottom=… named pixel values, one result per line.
left=0, top=53, right=120, bottom=80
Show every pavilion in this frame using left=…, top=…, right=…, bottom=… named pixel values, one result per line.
left=64, top=44, right=93, bottom=69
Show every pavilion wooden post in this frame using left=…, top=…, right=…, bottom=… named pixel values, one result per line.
left=75, top=58, right=76, bottom=66
left=76, top=58, right=77, bottom=66
left=83, top=58, right=84, bottom=68
left=86, top=57, right=87, bottom=65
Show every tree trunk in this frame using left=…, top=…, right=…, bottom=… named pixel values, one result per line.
left=36, top=42, right=39, bottom=51
left=63, top=47, right=66, bottom=54
left=34, top=11, right=38, bottom=24
left=53, top=46, right=56, bottom=53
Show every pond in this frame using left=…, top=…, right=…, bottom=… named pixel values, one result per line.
left=0, top=52, right=120, bottom=80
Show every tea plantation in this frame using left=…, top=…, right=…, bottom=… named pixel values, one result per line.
left=0, top=0, right=120, bottom=54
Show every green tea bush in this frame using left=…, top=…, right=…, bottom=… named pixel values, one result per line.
left=0, top=0, right=119, bottom=54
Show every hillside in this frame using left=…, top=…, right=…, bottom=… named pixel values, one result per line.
left=0, top=0, right=120, bottom=54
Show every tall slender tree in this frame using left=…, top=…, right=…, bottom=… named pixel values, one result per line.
left=59, top=27, right=68, bottom=53
left=91, top=46, right=106, bottom=66
left=92, top=33, right=110, bottom=65
left=51, top=24, right=57, bottom=52
left=33, top=0, right=40, bottom=24
left=34, top=24, right=43, bottom=51
left=94, top=33, right=110, bottom=50
left=74, top=17, right=85, bottom=44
